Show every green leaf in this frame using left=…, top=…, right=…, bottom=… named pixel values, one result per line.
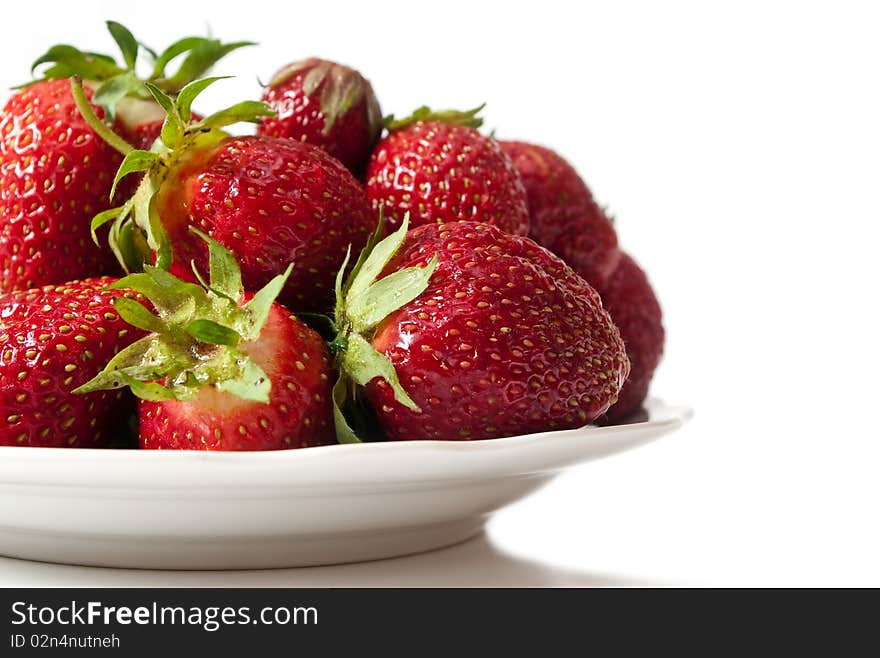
left=160, top=120, right=182, bottom=149
left=385, top=104, right=485, bottom=132
left=144, top=267, right=205, bottom=320
left=113, top=218, right=152, bottom=274
left=74, top=335, right=189, bottom=395
left=150, top=37, right=208, bottom=79
left=296, top=312, right=337, bottom=339
left=159, top=107, right=185, bottom=150
left=333, top=246, right=352, bottom=322
left=110, top=149, right=157, bottom=201
left=120, top=374, right=178, bottom=402
left=301, top=60, right=331, bottom=96
left=189, top=260, right=213, bottom=295
left=106, top=21, right=139, bottom=70
left=216, top=358, right=270, bottom=404
left=319, top=68, right=366, bottom=134
left=110, top=268, right=203, bottom=322
left=348, top=255, right=438, bottom=333
left=131, top=171, right=157, bottom=248
left=139, top=41, right=158, bottom=60
left=93, top=72, right=144, bottom=121
left=145, top=185, right=173, bottom=270
left=345, top=214, right=409, bottom=303
left=73, top=338, right=153, bottom=393
left=164, top=40, right=255, bottom=91
left=342, top=333, right=419, bottom=412
left=176, top=76, right=228, bottom=123
left=31, top=45, right=78, bottom=73
left=144, top=81, right=174, bottom=113
left=143, top=265, right=206, bottom=298
left=90, top=204, right=125, bottom=246
left=105, top=203, right=131, bottom=268
left=189, top=227, right=242, bottom=301
left=185, top=319, right=240, bottom=347
left=332, top=375, right=362, bottom=443
left=242, top=265, right=292, bottom=339
left=343, top=213, right=385, bottom=298
left=31, top=45, right=123, bottom=81
left=143, top=81, right=182, bottom=148
left=112, top=296, right=168, bottom=334
left=103, top=337, right=153, bottom=370
left=200, top=100, right=275, bottom=130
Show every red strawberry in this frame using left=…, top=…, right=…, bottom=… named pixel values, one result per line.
left=158, top=135, right=373, bottom=312
left=534, top=204, right=621, bottom=288
left=0, top=277, right=143, bottom=447
left=499, top=140, right=593, bottom=212
left=138, top=300, right=333, bottom=450
left=330, top=218, right=629, bottom=441
left=499, top=140, right=619, bottom=288
left=0, top=80, right=123, bottom=291
left=595, top=252, right=664, bottom=423
left=78, top=233, right=335, bottom=450
left=257, top=58, right=383, bottom=175
left=93, top=81, right=375, bottom=314
left=499, top=143, right=661, bottom=417
left=0, top=22, right=251, bottom=292
left=366, top=107, right=530, bottom=236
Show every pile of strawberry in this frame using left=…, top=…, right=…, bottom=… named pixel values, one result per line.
left=0, top=22, right=664, bottom=450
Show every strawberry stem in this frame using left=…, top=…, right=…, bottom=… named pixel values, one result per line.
left=69, top=76, right=134, bottom=156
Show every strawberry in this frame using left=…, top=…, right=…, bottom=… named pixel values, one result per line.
left=498, top=140, right=593, bottom=215
left=330, top=218, right=629, bottom=441
left=0, top=277, right=143, bottom=447
left=595, top=252, right=664, bottom=423
left=499, top=142, right=662, bottom=417
left=0, top=22, right=251, bottom=293
left=534, top=203, right=621, bottom=289
left=365, top=107, right=530, bottom=236
left=0, top=80, right=124, bottom=291
left=87, top=79, right=375, bottom=314
left=499, top=140, right=619, bottom=288
left=77, top=233, right=334, bottom=450
left=257, top=58, right=383, bottom=175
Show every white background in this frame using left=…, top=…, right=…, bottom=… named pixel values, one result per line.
left=0, top=0, right=878, bottom=586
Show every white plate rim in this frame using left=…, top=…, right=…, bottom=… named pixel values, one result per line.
left=0, top=399, right=692, bottom=491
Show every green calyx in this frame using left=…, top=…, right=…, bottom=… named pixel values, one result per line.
left=384, top=103, right=485, bottom=132
left=330, top=213, right=438, bottom=442
left=22, top=20, right=253, bottom=120
left=270, top=58, right=383, bottom=140
left=72, top=75, right=275, bottom=274
left=74, top=229, right=291, bottom=404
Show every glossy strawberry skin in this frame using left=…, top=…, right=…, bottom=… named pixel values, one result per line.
left=0, top=277, right=143, bottom=447
left=0, top=80, right=123, bottom=292
left=366, top=122, right=530, bottom=236
left=499, top=140, right=619, bottom=288
left=595, top=252, right=664, bottom=423
left=364, top=221, right=629, bottom=440
left=157, top=135, right=375, bottom=313
left=535, top=204, right=621, bottom=288
left=139, top=301, right=334, bottom=450
left=258, top=58, right=382, bottom=175
left=499, top=140, right=593, bottom=212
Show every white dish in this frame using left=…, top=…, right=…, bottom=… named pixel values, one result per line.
left=0, top=398, right=690, bottom=570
